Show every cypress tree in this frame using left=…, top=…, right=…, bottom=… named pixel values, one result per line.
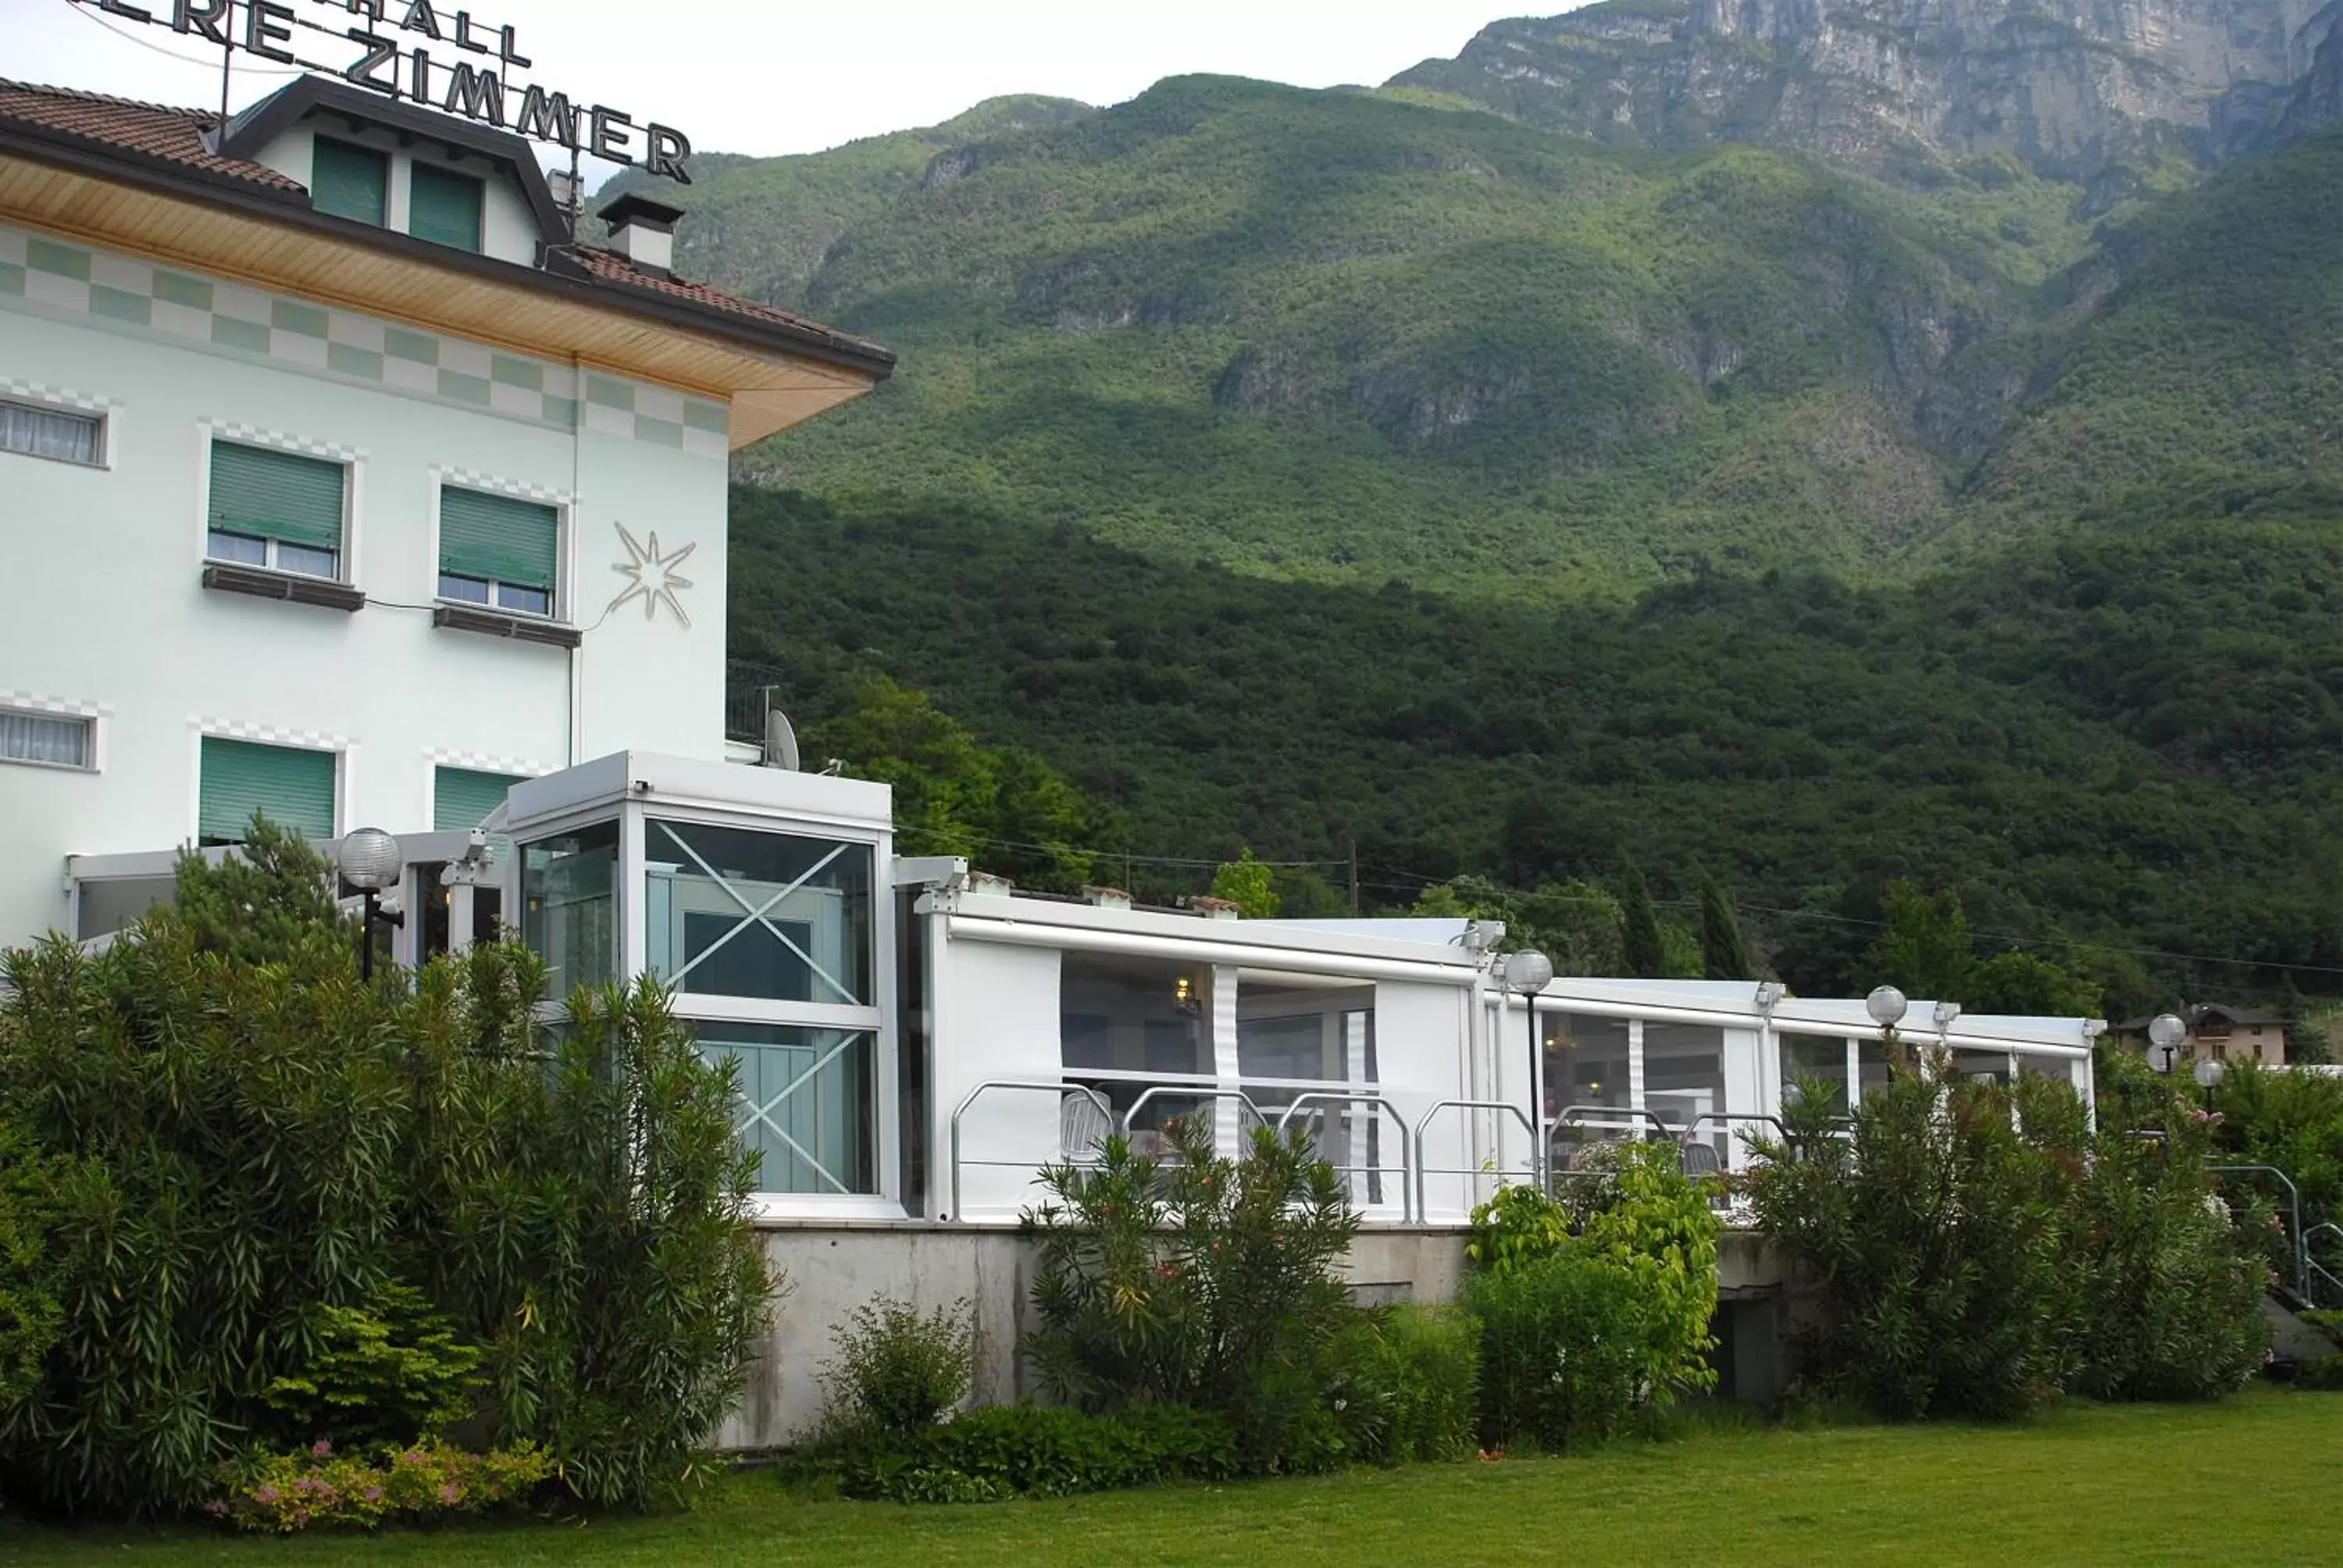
left=1698, top=866, right=1753, bottom=982
left=1620, top=861, right=1666, bottom=979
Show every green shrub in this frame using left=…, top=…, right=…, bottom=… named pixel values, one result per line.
left=1569, top=1141, right=1721, bottom=1406
left=0, top=819, right=776, bottom=1515
left=1466, top=1253, right=1649, bottom=1452
left=1466, top=1182, right=1570, bottom=1274
left=209, top=1438, right=552, bottom=1532
left=1333, top=1305, right=1479, bottom=1464
left=258, top=1284, right=483, bottom=1451
left=1022, top=1115, right=1359, bottom=1472
left=838, top=1402, right=1241, bottom=1502
left=2067, top=1116, right=2270, bottom=1402
left=0, top=1118, right=67, bottom=1422
left=822, top=1296, right=975, bottom=1440
left=1744, top=1057, right=2077, bottom=1420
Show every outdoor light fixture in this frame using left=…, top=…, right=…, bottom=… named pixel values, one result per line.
left=337, top=828, right=405, bottom=982
left=1754, top=980, right=1786, bottom=1011
left=2192, top=1054, right=2224, bottom=1113
left=1932, top=1000, right=1961, bottom=1030
left=1865, top=985, right=1908, bottom=1029
left=1503, top=950, right=1555, bottom=1188
left=1173, top=975, right=1198, bottom=1016
left=2146, top=1012, right=2188, bottom=1075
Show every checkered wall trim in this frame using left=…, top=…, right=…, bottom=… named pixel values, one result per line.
left=0, top=223, right=729, bottom=459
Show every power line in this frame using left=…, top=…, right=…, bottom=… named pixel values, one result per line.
left=59, top=0, right=305, bottom=80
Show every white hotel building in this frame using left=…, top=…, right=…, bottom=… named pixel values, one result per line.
left=2, top=69, right=2103, bottom=1437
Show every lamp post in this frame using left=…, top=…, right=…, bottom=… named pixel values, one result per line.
left=337, top=828, right=405, bottom=982
left=1503, top=949, right=1555, bottom=1188
left=2192, top=1054, right=2224, bottom=1115
left=2146, top=1013, right=2188, bottom=1077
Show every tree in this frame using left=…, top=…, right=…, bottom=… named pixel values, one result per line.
left=1696, top=867, right=1753, bottom=982
left=1412, top=876, right=1624, bottom=975
left=1866, top=882, right=1973, bottom=1001
left=808, top=676, right=1102, bottom=892
left=1969, top=951, right=2102, bottom=1018
left=1210, top=848, right=1281, bottom=919
left=1619, top=862, right=1666, bottom=979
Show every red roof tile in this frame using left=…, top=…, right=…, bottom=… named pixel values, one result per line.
left=0, top=80, right=302, bottom=193
left=567, top=244, right=892, bottom=363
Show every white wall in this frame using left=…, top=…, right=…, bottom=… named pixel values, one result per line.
left=0, top=227, right=729, bottom=946
left=938, top=939, right=1063, bottom=1221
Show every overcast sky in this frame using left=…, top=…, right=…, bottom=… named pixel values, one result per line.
left=4, top=0, right=1550, bottom=161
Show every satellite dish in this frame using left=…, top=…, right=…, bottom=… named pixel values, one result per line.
left=763, top=707, right=801, bottom=772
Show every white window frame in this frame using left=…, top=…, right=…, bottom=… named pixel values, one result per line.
left=0, top=702, right=99, bottom=772
left=196, top=423, right=365, bottom=587
left=428, top=471, right=572, bottom=624
left=0, top=385, right=111, bottom=469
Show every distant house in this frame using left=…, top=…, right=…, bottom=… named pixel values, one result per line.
left=2109, top=1004, right=2289, bottom=1067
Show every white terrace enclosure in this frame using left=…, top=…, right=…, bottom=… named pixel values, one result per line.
left=0, top=69, right=2102, bottom=1450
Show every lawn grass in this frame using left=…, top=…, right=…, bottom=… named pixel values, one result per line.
left=11, top=1388, right=2341, bottom=1567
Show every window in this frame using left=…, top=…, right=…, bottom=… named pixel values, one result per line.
left=207, top=440, right=346, bottom=579
left=408, top=162, right=483, bottom=252
left=643, top=819, right=874, bottom=1005
left=1, top=708, right=92, bottom=769
left=695, top=1023, right=876, bottom=1195
left=198, top=736, right=335, bottom=845
left=521, top=822, right=618, bottom=995
left=438, top=486, right=558, bottom=617
left=433, top=765, right=522, bottom=832
left=311, top=136, right=387, bottom=226
left=1, top=398, right=102, bottom=465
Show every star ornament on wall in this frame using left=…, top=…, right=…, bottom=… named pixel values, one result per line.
left=606, top=522, right=697, bottom=629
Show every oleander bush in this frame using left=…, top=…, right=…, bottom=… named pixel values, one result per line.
left=0, top=817, right=776, bottom=1517
left=1466, top=1253, right=1651, bottom=1453
left=822, top=1295, right=976, bottom=1441
left=1022, top=1114, right=1360, bottom=1473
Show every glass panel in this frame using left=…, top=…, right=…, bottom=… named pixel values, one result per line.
left=276, top=543, right=338, bottom=579
left=1857, top=1040, right=1894, bottom=1102
left=1779, top=1033, right=1850, bottom=1113
left=496, top=583, right=552, bottom=616
left=1645, top=1021, right=1727, bottom=1162
left=1238, top=1014, right=1332, bottom=1081
left=1952, top=1048, right=2016, bottom=1085
left=1, top=710, right=91, bottom=768
left=408, top=161, right=483, bottom=251
left=0, top=400, right=101, bottom=463
left=644, top=820, right=873, bottom=1006
left=438, top=573, right=491, bottom=604
left=75, top=875, right=176, bottom=940
left=695, top=1022, right=876, bottom=1196
left=1545, top=1014, right=1632, bottom=1165
left=1060, top=953, right=1207, bottom=1075
left=207, top=530, right=268, bottom=565
left=521, top=821, right=618, bottom=996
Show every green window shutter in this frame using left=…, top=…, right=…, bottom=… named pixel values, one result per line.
left=199, top=738, right=336, bottom=844
left=434, top=767, right=522, bottom=832
left=209, top=442, right=346, bottom=551
left=311, top=137, right=387, bottom=226
left=408, top=162, right=483, bottom=251
left=440, top=487, right=558, bottom=592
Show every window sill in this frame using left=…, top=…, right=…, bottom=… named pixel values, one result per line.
left=432, top=602, right=582, bottom=650
left=201, top=561, right=365, bottom=612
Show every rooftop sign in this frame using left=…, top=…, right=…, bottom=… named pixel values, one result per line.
left=80, top=0, right=695, bottom=182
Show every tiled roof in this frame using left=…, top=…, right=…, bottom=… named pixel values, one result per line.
left=567, top=244, right=893, bottom=364
left=0, top=80, right=303, bottom=193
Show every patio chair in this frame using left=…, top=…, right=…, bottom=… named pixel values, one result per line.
left=1060, top=1090, right=1112, bottom=1166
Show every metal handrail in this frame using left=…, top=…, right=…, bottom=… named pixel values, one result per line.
left=2304, top=1222, right=2343, bottom=1309
left=1272, top=1091, right=1414, bottom=1224
left=1550, top=1103, right=1678, bottom=1142
left=1689, top=1110, right=1788, bottom=1146
left=1118, top=1085, right=1268, bottom=1145
left=946, top=1079, right=1112, bottom=1224
left=1413, top=1098, right=1537, bottom=1222
left=2211, top=1164, right=2309, bottom=1301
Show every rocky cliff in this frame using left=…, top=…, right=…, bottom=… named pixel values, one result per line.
left=1390, top=0, right=2337, bottom=180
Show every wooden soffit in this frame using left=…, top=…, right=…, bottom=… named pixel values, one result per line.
left=0, top=151, right=876, bottom=447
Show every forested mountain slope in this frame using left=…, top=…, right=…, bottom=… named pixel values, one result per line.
left=616, top=77, right=2338, bottom=596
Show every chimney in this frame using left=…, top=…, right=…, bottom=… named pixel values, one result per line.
left=597, top=193, right=683, bottom=279
left=1081, top=885, right=1133, bottom=911
left=1188, top=896, right=1241, bottom=921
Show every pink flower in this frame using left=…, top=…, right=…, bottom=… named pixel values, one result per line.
left=311, top=1439, right=333, bottom=1458
left=253, top=1484, right=280, bottom=1504
left=439, top=1483, right=462, bottom=1506
left=364, top=1486, right=384, bottom=1502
